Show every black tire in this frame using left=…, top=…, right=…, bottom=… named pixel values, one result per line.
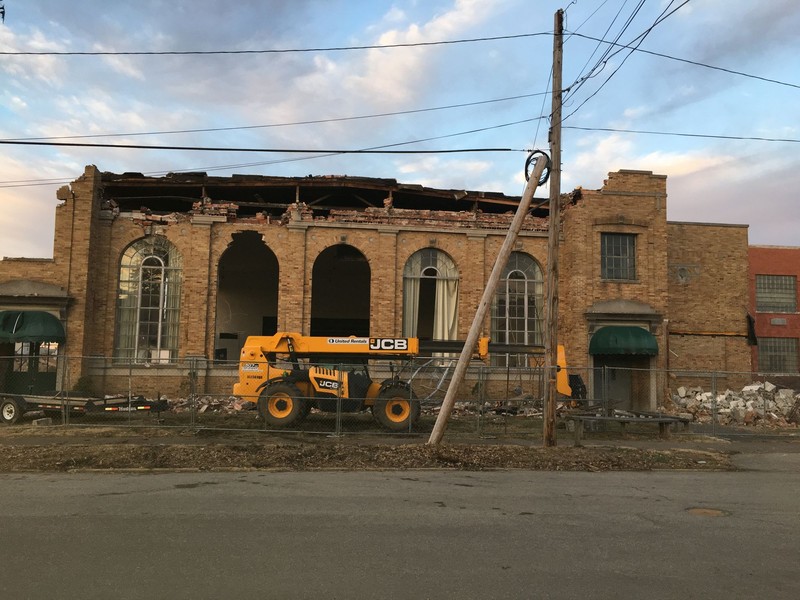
left=258, top=382, right=306, bottom=427
left=372, top=385, right=419, bottom=431
left=0, top=397, right=23, bottom=425
left=43, top=409, right=64, bottom=422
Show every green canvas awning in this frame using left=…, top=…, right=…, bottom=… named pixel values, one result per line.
left=0, top=311, right=65, bottom=343
left=589, top=325, right=658, bottom=356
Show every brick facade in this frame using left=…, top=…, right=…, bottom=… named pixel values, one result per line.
left=667, top=222, right=751, bottom=381
left=0, top=166, right=759, bottom=404
left=748, top=245, right=800, bottom=374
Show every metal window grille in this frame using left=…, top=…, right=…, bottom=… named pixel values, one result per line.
left=758, top=337, right=799, bottom=374
left=601, top=233, right=636, bottom=280
left=755, top=275, right=797, bottom=313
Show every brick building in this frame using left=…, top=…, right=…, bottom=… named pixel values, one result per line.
left=748, top=246, right=800, bottom=374
left=0, top=166, right=754, bottom=409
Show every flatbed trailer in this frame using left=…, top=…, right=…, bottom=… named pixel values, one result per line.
left=0, top=392, right=169, bottom=425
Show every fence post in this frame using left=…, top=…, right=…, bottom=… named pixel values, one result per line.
left=333, top=363, right=343, bottom=437
left=60, top=354, right=68, bottom=426
left=476, top=363, right=484, bottom=436
left=189, top=358, right=197, bottom=431
left=127, top=357, right=133, bottom=427
left=711, top=371, right=717, bottom=437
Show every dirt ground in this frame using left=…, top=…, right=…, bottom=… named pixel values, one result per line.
left=0, top=424, right=747, bottom=472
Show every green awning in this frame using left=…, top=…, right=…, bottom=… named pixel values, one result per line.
left=589, top=326, right=658, bottom=356
left=0, top=311, right=65, bottom=343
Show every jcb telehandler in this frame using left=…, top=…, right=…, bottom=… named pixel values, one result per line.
left=233, top=332, right=489, bottom=431
left=232, top=332, right=576, bottom=431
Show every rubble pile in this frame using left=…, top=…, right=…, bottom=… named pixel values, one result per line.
left=668, top=382, right=800, bottom=429
left=167, top=396, right=255, bottom=414
left=191, top=198, right=238, bottom=218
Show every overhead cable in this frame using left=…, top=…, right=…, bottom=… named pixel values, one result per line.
left=7, top=92, right=549, bottom=142
left=0, top=32, right=550, bottom=56
left=566, top=32, right=800, bottom=90
left=0, top=139, right=524, bottom=154
left=564, top=125, right=800, bottom=143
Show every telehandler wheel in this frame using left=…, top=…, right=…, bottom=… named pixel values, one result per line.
left=372, top=385, right=419, bottom=431
left=1, top=396, right=22, bottom=425
left=258, top=382, right=306, bottom=427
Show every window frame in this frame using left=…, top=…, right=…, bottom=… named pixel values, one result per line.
left=491, top=252, right=544, bottom=367
left=757, top=337, right=799, bottom=374
left=114, top=236, right=182, bottom=364
left=755, top=274, right=797, bottom=313
left=600, top=232, right=637, bottom=281
left=401, top=248, right=459, bottom=341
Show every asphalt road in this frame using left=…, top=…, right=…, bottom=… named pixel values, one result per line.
left=1, top=456, right=799, bottom=599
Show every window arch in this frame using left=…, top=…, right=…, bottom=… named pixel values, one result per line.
left=491, top=252, right=543, bottom=366
left=115, top=236, right=182, bottom=363
left=402, top=249, right=459, bottom=340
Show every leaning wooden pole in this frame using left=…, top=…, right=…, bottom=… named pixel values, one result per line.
left=427, top=157, right=548, bottom=446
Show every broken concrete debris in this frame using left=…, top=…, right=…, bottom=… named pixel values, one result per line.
left=668, top=382, right=800, bottom=428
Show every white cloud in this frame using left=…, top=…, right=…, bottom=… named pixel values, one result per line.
left=394, top=155, right=494, bottom=189
left=7, top=96, right=27, bottom=111
left=99, top=54, right=146, bottom=81
left=0, top=156, right=63, bottom=258
left=342, top=0, right=498, bottom=108
left=0, top=28, right=67, bottom=86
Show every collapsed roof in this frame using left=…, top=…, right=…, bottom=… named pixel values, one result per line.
left=99, top=171, right=555, bottom=219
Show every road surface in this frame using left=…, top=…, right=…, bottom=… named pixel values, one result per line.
left=1, top=456, right=798, bottom=599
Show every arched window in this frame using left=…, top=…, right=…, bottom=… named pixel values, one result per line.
left=402, top=249, right=459, bottom=340
left=491, top=252, right=543, bottom=366
left=115, top=236, right=182, bottom=363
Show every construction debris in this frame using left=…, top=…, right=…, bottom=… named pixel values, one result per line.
left=167, top=396, right=255, bottom=414
left=668, top=382, right=800, bottom=429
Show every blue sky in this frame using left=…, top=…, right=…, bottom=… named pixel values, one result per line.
left=1, top=0, right=798, bottom=258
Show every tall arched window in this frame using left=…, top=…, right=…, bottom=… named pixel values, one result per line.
left=115, top=236, right=182, bottom=363
left=402, top=249, right=459, bottom=340
left=491, top=252, right=543, bottom=366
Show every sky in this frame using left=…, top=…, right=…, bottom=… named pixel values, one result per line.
left=1, top=0, right=798, bottom=258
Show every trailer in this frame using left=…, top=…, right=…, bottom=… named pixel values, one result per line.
left=0, top=392, right=169, bottom=425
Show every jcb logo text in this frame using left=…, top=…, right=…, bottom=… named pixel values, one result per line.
left=369, top=338, right=408, bottom=351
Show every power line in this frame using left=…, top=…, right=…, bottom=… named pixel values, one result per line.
left=567, top=0, right=631, bottom=90
left=7, top=92, right=549, bottom=142
left=563, top=1, right=689, bottom=121
left=564, top=125, right=800, bottom=143
left=0, top=32, right=550, bottom=56
left=0, top=117, right=544, bottom=188
left=0, top=138, right=524, bottom=154
left=566, top=31, right=800, bottom=90
left=564, top=0, right=648, bottom=101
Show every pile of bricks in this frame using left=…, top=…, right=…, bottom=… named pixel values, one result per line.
left=191, top=199, right=238, bottom=218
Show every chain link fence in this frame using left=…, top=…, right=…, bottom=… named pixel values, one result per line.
left=1, top=353, right=798, bottom=438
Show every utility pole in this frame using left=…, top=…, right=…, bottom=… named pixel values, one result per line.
left=543, top=9, right=563, bottom=447
left=427, top=156, right=549, bottom=446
